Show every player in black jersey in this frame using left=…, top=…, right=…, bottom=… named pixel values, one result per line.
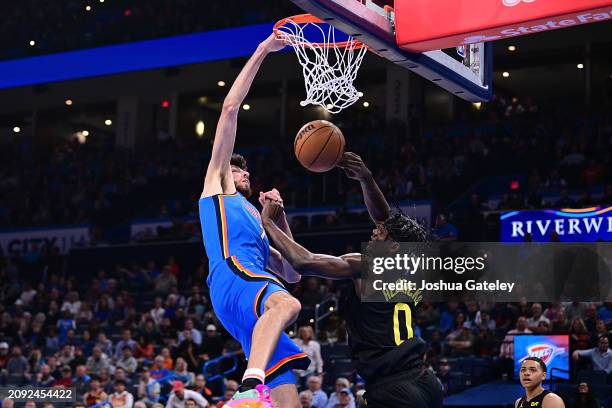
left=516, top=357, right=565, bottom=408
left=261, top=152, right=443, bottom=408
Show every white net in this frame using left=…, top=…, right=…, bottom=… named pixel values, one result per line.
left=276, top=17, right=367, bottom=114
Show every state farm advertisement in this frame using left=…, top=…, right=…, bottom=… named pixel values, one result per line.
left=395, top=0, right=612, bottom=52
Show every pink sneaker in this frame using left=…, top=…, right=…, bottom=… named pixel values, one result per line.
left=222, top=384, right=276, bottom=408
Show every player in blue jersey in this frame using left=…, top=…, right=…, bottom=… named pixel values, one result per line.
left=199, top=33, right=309, bottom=408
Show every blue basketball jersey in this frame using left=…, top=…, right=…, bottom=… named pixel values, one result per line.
left=199, top=193, right=276, bottom=285
left=198, top=192, right=310, bottom=385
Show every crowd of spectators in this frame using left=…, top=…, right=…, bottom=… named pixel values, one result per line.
left=1, top=246, right=611, bottom=406
left=1, top=107, right=610, bottom=241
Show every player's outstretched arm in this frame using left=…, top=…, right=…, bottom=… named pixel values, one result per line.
left=258, top=188, right=293, bottom=239
left=259, top=189, right=301, bottom=283
left=337, top=152, right=390, bottom=223
left=262, top=199, right=361, bottom=279
left=202, top=33, right=285, bottom=198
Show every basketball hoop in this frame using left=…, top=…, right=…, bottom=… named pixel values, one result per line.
left=274, top=14, right=367, bottom=114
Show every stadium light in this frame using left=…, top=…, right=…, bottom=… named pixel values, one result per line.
left=217, top=80, right=226, bottom=87
left=65, top=99, right=73, bottom=106
left=13, top=126, right=21, bottom=133
left=104, top=119, right=112, bottom=126
left=197, top=96, right=207, bottom=105
left=363, top=101, right=370, bottom=108
left=85, top=5, right=92, bottom=11
left=195, top=121, right=205, bottom=137
left=29, top=40, right=36, bottom=47
left=502, top=71, right=510, bottom=78
left=242, top=104, right=251, bottom=111
left=358, top=91, right=364, bottom=97
left=82, top=130, right=90, bottom=137
left=326, top=103, right=333, bottom=110
left=508, top=45, right=516, bottom=51
left=577, top=63, right=584, bottom=69
left=329, top=307, right=334, bottom=312
left=99, top=0, right=104, bottom=2
left=309, top=319, right=315, bottom=324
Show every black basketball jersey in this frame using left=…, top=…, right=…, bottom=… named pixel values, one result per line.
left=341, top=281, right=427, bottom=383
left=517, top=390, right=551, bottom=408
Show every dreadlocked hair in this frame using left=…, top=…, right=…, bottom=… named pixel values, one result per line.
left=383, top=212, right=429, bottom=242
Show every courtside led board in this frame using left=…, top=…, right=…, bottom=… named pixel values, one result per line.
left=395, top=0, right=612, bottom=52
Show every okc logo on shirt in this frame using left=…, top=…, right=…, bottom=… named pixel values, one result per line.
left=503, top=0, right=536, bottom=7
left=243, top=200, right=262, bottom=221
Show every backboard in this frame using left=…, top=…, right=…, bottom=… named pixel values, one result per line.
left=289, top=0, right=493, bottom=102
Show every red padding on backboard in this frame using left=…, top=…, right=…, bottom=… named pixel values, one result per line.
left=395, top=0, right=612, bottom=52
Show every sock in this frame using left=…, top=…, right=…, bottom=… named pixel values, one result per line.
left=240, top=368, right=265, bottom=392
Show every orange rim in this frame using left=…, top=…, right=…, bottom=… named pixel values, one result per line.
left=274, top=13, right=366, bottom=49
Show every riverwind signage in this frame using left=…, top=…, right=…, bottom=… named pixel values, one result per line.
left=501, top=207, right=612, bottom=242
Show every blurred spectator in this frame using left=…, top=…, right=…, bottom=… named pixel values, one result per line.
left=307, top=375, right=328, bottom=408
left=432, top=214, right=458, bottom=241
left=52, top=366, right=73, bottom=387
left=192, top=374, right=213, bottom=404
left=326, top=378, right=355, bottom=408
left=565, top=302, right=587, bottom=322
left=114, top=329, right=137, bottom=361
left=72, top=365, right=91, bottom=400
left=572, top=335, right=612, bottom=373
left=201, top=325, right=223, bottom=361
left=154, top=266, right=178, bottom=294
left=447, top=322, right=475, bottom=357
left=178, top=319, right=202, bottom=346
left=592, top=319, right=611, bottom=347
left=150, top=298, right=166, bottom=326
left=56, top=311, right=76, bottom=345
left=174, top=357, right=195, bottom=386
left=570, top=318, right=592, bottom=351
left=61, top=292, right=82, bottom=316
left=137, top=366, right=160, bottom=405
left=116, top=347, right=138, bottom=374
left=300, top=390, right=314, bottom=408
left=112, top=367, right=135, bottom=396
left=109, top=379, right=134, bottom=408
left=293, top=326, right=324, bottom=388
left=526, top=303, right=550, bottom=332
left=499, top=316, right=532, bottom=376
left=58, top=344, right=74, bottom=367
left=6, top=346, right=29, bottom=386
left=86, top=347, right=112, bottom=376
left=166, top=381, right=209, bottom=407
left=571, top=382, right=601, bottom=408
left=333, top=388, right=353, bottom=408
left=96, top=333, right=114, bottom=357
left=35, top=364, right=54, bottom=387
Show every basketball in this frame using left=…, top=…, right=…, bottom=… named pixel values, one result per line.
left=294, top=120, right=345, bottom=172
